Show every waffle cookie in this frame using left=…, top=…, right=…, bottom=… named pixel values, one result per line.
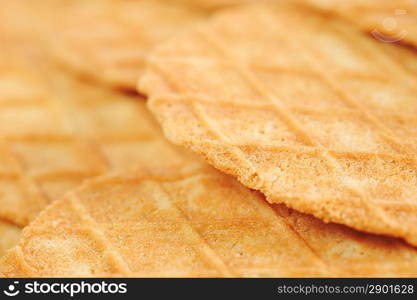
left=2, top=165, right=417, bottom=277
left=140, top=3, right=417, bottom=246
left=11, top=0, right=207, bottom=90
left=306, top=0, right=417, bottom=46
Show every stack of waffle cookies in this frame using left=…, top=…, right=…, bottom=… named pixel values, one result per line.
left=1, top=0, right=417, bottom=277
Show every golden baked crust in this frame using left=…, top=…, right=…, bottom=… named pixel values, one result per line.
left=2, top=166, right=417, bottom=277
left=140, top=3, right=417, bottom=246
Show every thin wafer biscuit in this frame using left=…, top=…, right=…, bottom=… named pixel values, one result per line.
left=306, top=0, right=417, bottom=46
left=2, top=166, right=417, bottom=277
left=140, top=3, right=417, bottom=246
left=6, top=0, right=207, bottom=90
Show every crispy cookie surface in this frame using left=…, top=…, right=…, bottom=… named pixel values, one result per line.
left=140, top=3, right=417, bottom=245
left=2, top=166, right=417, bottom=277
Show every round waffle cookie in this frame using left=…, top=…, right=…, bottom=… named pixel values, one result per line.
left=40, top=0, right=207, bottom=90
left=140, top=3, right=417, bottom=246
left=306, top=0, right=417, bottom=47
left=2, top=166, right=417, bottom=277
left=0, top=165, right=417, bottom=277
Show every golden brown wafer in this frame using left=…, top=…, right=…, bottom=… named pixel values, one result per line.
left=1, top=166, right=417, bottom=277
left=3, top=0, right=207, bottom=90
left=305, top=0, right=417, bottom=46
left=140, top=3, right=417, bottom=246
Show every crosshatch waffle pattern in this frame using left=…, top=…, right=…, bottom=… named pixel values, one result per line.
left=2, top=166, right=417, bottom=277
left=0, top=50, right=196, bottom=230
left=140, top=3, right=417, bottom=246
left=306, top=0, right=417, bottom=46
left=43, top=0, right=207, bottom=90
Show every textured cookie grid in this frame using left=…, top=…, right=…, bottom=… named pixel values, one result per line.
left=141, top=4, right=417, bottom=245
